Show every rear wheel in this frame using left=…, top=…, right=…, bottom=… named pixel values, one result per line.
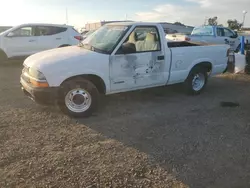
left=184, top=67, right=208, bottom=95
left=58, top=78, right=99, bottom=118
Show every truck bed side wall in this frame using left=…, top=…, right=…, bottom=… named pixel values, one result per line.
left=167, top=45, right=228, bottom=85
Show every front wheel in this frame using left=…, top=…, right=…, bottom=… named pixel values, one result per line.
left=58, top=78, right=99, bottom=118
left=184, top=67, right=208, bottom=95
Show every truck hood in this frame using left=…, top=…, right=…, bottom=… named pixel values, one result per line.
left=23, top=46, right=108, bottom=72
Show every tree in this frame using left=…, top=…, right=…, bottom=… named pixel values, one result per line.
left=208, top=16, right=218, bottom=26
left=173, top=22, right=185, bottom=26
left=227, top=19, right=242, bottom=30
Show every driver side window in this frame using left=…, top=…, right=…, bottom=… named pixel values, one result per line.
left=223, top=28, right=234, bottom=37
left=118, top=26, right=161, bottom=54
left=217, top=28, right=234, bottom=37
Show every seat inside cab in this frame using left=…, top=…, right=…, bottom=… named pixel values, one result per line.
left=126, top=29, right=160, bottom=52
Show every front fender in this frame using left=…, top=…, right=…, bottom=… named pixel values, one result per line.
left=45, top=69, right=110, bottom=93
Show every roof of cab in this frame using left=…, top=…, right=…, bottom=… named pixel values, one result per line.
left=106, top=22, right=160, bottom=26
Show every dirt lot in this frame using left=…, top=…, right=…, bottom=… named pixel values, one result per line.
left=1, top=63, right=250, bottom=188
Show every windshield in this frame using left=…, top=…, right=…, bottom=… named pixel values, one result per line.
left=0, top=26, right=14, bottom=35
left=191, top=26, right=214, bottom=36
left=80, top=25, right=130, bottom=54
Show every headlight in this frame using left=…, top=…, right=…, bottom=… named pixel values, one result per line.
left=28, top=67, right=46, bottom=81
left=22, top=66, right=49, bottom=87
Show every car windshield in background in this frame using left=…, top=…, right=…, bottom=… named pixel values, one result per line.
left=191, top=26, right=214, bottom=36
left=85, top=30, right=95, bottom=36
left=80, top=25, right=130, bottom=54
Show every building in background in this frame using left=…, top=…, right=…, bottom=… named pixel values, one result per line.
left=0, top=26, right=12, bottom=33
left=85, top=20, right=194, bottom=34
left=85, top=20, right=133, bottom=31
left=240, top=27, right=250, bottom=34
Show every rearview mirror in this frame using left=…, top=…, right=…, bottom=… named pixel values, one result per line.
left=6, top=32, right=14, bottom=37
left=121, top=42, right=136, bottom=54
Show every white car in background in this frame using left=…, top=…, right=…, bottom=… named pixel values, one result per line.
left=0, top=23, right=83, bottom=63
left=81, top=30, right=96, bottom=41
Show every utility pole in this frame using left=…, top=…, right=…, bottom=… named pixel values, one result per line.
left=204, top=16, right=208, bottom=26
left=242, top=10, right=248, bottom=27
left=66, top=8, right=68, bottom=24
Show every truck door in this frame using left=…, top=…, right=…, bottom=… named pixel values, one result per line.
left=216, top=28, right=240, bottom=50
left=109, top=26, right=170, bottom=92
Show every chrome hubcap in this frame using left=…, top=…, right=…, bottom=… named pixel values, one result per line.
left=65, top=88, right=92, bottom=113
left=192, top=73, right=205, bottom=91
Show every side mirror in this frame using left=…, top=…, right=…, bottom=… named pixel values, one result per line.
left=121, top=42, right=136, bottom=54
left=6, top=32, right=14, bottom=37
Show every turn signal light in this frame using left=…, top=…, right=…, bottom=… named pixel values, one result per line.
left=30, top=80, right=49, bottom=88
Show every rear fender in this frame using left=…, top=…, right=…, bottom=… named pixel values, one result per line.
left=187, top=58, right=214, bottom=75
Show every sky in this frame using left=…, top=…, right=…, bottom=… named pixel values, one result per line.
left=0, top=0, right=249, bottom=29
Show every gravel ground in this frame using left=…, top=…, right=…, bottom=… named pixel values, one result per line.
left=1, top=62, right=250, bottom=188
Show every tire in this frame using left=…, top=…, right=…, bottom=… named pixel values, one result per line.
left=58, top=78, right=99, bottom=118
left=0, top=50, right=7, bottom=65
left=184, top=66, right=208, bottom=95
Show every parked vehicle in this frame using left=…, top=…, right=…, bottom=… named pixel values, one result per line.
left=20, top=22, right=233, bottom=117
left=166, top=25, right=250, bottom=52
left=82, top=30, right=96, bottom=40
left=0, top=23, right=82, bottom=63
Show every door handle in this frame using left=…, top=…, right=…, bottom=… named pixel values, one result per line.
left=157, top=55, right=165, bottom=60
left=29, top=39, right=35, bottom=42
left=56, top=38, right=61, bottom=40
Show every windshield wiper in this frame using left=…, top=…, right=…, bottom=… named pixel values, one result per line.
left=79, top=43, right=109, bottom=54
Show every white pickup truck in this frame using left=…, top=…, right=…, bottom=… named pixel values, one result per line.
left=20, top=22, right=233, bottom=117
left=166, top=25, right=250, bottom=52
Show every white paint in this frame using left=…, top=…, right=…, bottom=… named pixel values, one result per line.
left=23, top=46, right=111, bottom=93
left=22, top=22, right=230, bottom=95
left=0, top=23, right=81, bottom=58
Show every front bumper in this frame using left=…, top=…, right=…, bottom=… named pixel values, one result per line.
left=20, top=77, right=59, bottom=105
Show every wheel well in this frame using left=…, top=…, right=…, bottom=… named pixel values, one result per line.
left=0, top=49, right=7, bottom=58
left=61, top=74, right=106, bottom=94
left=192, top=62, right=212, bottom=73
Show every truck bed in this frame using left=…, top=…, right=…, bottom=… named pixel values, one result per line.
left=167, top=41, right=211, bottom=48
